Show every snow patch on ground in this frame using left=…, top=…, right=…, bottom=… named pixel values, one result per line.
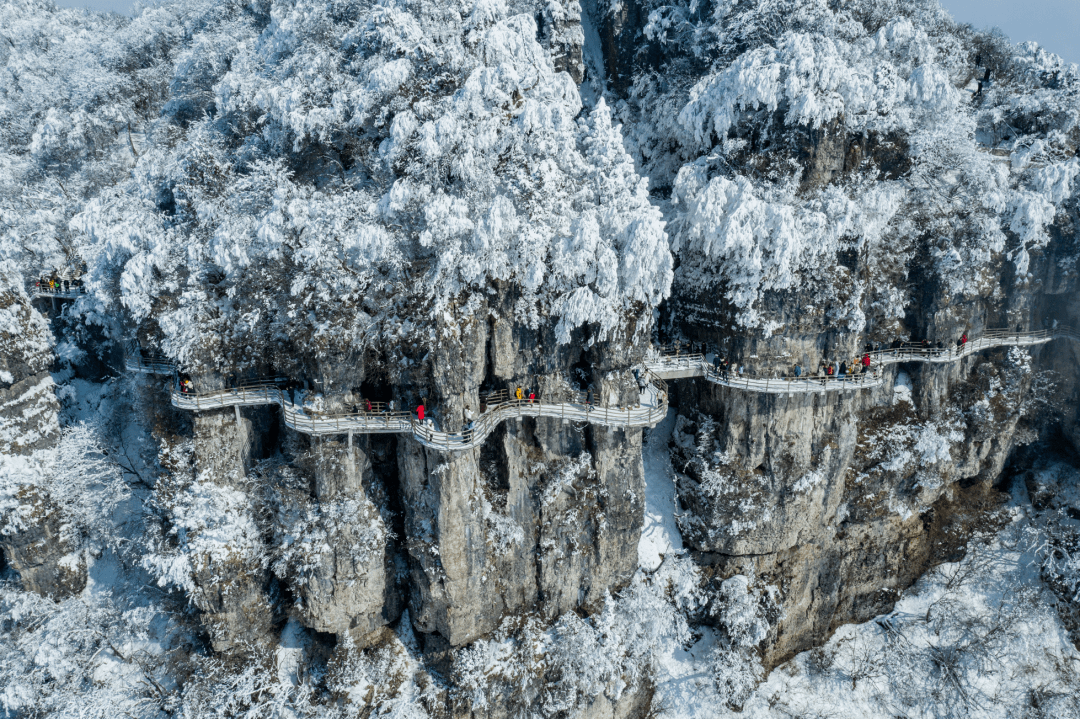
left=578, top=0, right=608, bottom=108
left=639, top=408, right=684, bottom=572
left=893, top=369, right=913, bottom=405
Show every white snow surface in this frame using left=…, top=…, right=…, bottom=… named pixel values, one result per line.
left=645, top=467, right=1080, bottom=718
left=639, top=408, right=685, bottom=572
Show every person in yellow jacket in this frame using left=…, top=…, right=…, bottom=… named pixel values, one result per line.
left=515, top=386, right=523, bottom=401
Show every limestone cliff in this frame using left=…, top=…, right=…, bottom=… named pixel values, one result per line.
left=0, top=267, right=84, bottom=597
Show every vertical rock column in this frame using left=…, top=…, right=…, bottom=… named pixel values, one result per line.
left=399, top=310, right=649, bottom=646
left=188, top=410, right=275, bottom=653
left=0, top=274, right=84, bottom=596
left=399, top=312, right=538, bottom=645
left=289, top=439, right=393, bottom=646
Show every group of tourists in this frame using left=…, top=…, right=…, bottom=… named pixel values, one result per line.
left=689, top=327, right=979, bottom=386
left=514, top=386, right=537, bottom=403
left=711, top=355, right=737, bottom=380
left=34, top=276, right=79, bottom=294
left=816, top=354, right=876, bottom=383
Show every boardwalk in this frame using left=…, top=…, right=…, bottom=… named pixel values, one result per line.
left=150, top=327, right=1076, bottom=451
left=646, top=327, right=1078, bottom=393
left=170, top=378, right=669, bottom=451
left=125, top=343, right=177, bottom=376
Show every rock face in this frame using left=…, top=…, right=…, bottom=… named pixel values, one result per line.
left=0, top=272, right=84, bottom=598
left=665, top=248, right=1075, bottom=668
left=186, top=411, right=276, bottom=654
left=596, top=0, right=647, bottom=94
left=0, top=485, right=87, bottom=597
left=0, top=282, right=59, bottom=456
left=541, top=0, right=585, bottom=84
left=395, top=293, right=646, bottom=649
left=153, top=280, right=649, bottom=678
left=289, top=440, right=393, bottom=644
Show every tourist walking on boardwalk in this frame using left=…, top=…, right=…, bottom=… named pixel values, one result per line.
left=794, top=363, right=802, bottom=378
left=839, top=360, right=848, bottom=379
left=958, top=332, right=968, bottom=350
left=417, top=404, right=425, bottom=421
left=515, top=386, right=523, bottom=401
left=862, top=353, right=870, bottom=370
left=464, top=405, right=473, bottom=427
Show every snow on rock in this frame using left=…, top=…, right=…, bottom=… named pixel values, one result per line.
left=639, top=408, right=685, bottom=572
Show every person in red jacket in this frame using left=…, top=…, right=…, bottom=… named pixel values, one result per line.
left=417, top=404, right=425, bottom=421
left=862, top=353, right=871, bottom=368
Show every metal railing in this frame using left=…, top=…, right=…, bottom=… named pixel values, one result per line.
left=169, top=374, right=671, bottom=451
left=646, top=353, right=887, bottom=393
left=124, top=341, right=178, bottom=375
left=27, top=282, right=83, bottom=300
left=160, top=327, right=1076, bottom=449
left=646, top=327, right=1079, bottom=392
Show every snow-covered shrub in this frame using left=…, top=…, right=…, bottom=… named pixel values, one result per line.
left=271, top=493, right=387, bottom=591
left=539, top=452, right=595, bottom=507
left=325, top=615, right=437, bottom=719
left=0, top=583, right=193, bottom=718
left=850, top=401, right=965, bottom=518
left=0, top=419, right=128, bottom=555
left=453, top=555, right=705, bottom=717
left=670, top=168, right=902, bottom=327
left=708, top=574, right=779, bottom=709
left=143, top=467, right=267, bottom=597
left=66, top=1, right=673, bottom=372
left=668, top=412, right=772, bottom=543
left=1025, top=462, right=1080, bottom=621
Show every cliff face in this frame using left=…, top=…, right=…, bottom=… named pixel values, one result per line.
left=662, top=141, right=1080, bottom=668
left=4, top=0, right=1079, bottom=715
left=0, top=270, right=84, bottom=598
left=144, top=282, right=650, bottom=683
left=125, top=2, right=1078, bottom=713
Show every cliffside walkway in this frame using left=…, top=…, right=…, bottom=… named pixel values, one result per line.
left=138, top=327, right=1075, bottom=451
left=169, top=377, right=670, bottom=451
left=125, top=343, right=178, bottom=376
left=646, top=327, right=1079, bottom=393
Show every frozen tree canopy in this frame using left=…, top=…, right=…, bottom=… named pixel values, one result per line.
left=3, top=0, right=672, bottom=372
left=3, top=0, right=1080, bottom=716
left=623, top=0, right=1080, bottom=330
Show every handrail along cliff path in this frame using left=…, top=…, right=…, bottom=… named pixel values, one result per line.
left=131, top=327, right=1077, bottom=452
